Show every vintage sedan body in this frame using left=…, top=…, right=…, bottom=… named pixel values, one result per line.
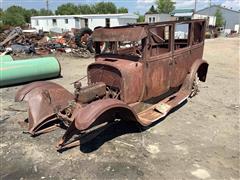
left=15, top=19, right=208, bottom=150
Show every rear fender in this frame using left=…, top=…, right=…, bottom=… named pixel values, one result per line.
left=190, top=59, right=209, bottom=82
left=182, top=59, right=209, bottom=91
left=15, top=81, right=74, bottom=135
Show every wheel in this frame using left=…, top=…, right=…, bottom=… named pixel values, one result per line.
left=189, top=73, right=200, bottom=98
left=75, top=27, right=93, bottom=50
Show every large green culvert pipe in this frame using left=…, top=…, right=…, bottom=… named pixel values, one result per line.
left=0, top=56, right=61, bottom=87
left=0, top=55, right=13, bottom=62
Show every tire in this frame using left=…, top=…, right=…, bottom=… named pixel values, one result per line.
left=87, top=37, right=95, bottom=53
left=75, top=27, right=93, bottom=48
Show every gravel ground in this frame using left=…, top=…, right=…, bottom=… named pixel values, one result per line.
left=0, top=37, right=239, bottom=180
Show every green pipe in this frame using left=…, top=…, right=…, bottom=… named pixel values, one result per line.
left=0, top=55, right=13, bottom=62
left=0, top=57, right=61, bottom=87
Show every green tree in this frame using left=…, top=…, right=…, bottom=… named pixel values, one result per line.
left=118, top=7, right=128, bottom=13
left=0, top=8, right=3, bottom=22
left=146, top=5, right=158, bottom=14
left=215, top=8, right=224, bottom=27
left=78, top=4, right=94, bottom=14
left=25, top=9, right=39, bottom=23
left=92, top=2, right=117, bottom=14
left=2, top=12, right=25, bottom=26
left=135, top=12, right=145, bottom=22
left=38, top=8, right=53, bottom=16
left=156, top=0, right=175, bottom=13
left=2, top=6, right=27, bottom=26
left=0, top=8, right=3, bottom=18
left=0, top=8, right=4, bottom=25
left=55, top=3, right=78, bottom=15
left=29, top=9, right=39, bottom=16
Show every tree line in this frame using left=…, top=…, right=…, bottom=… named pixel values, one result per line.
left=0, top=0, right=179, bottom=28
left=0, top=2, right=128, bottom=27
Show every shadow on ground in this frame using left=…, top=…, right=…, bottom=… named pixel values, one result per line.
left=59, top=100, right=188, bottom=153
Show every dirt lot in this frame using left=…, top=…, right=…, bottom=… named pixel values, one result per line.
left=0, top=37, right=239, bottom=180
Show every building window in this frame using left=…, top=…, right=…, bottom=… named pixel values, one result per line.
left=65, top=19, right=68, bottom=24
left=149, top=17, right=152, bottom=23
left=35, top=20, right=39, bottom=26
left=52, top=19, right=57, bottom=26
left=105, top=18, right=110, bottom=27
left=84, top=19, right=88, bottom=27
left=75, top=18, right=79, bottom=22
left=153, top=17, right=155, bottom=23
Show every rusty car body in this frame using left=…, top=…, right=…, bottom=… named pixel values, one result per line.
left=15, top=19, right=209, bottom=150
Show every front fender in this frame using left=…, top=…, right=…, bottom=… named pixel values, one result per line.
left=15, top=81, right=65, bottom=102
left=73, top=99, right=138, bottom=131
left=15, top=81, right=74, bottom=134
left=57, top=98, right=139, bottom=149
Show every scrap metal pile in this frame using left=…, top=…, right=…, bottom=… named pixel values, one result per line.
left=0, top=27, right=93, bottom=58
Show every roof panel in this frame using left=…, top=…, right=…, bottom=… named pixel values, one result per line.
left=92, top=26, right=147, bottom=41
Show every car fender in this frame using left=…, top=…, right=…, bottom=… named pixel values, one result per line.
left=15, top=81, right=74, bottom=134
left=190, top=59, right=209, bottom=82
left=182, top=59, right=209, bottom=91
left=15, top=81, right=66, bottom=102
left=73, top=99, right=139, bottom=131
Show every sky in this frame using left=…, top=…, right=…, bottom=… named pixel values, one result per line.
left=1, top=0, right=240, bottom=14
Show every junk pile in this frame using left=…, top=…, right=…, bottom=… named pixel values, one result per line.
left=0, top=55, right=61, bottom=87
left=0, top=27, right=94, bottom=58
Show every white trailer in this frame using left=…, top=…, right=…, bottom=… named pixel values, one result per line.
left=31, top=14, right=138, bottom=32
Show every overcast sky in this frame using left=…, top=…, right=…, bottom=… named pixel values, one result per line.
left=1, top=0, right=240, bottom=13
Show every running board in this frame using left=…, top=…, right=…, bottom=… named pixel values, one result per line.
left=138, top=90, right=189, bottom=126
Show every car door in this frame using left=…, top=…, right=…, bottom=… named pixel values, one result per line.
left=143, top=25, right=173, bottom=100
left=171, top=22, right=192, bottom=88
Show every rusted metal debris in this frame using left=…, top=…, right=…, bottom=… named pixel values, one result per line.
left=0, top=27, right=93, bottom=57
left=15, top=19, right=209, bottom=151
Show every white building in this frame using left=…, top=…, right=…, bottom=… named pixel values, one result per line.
left=193, top=14, right=216, bottom=26
left=145, top=13, right=176, bottom=23
left=31, top=14, right=138, bottom=32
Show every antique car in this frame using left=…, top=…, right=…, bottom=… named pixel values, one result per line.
left=15, top=19, right=208, bottom=150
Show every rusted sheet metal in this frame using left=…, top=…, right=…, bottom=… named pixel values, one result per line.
left=88, top=57, right=144, bottom=104
left=75, top=82, right=106, bottom=103
left=92, top=26, right=147, bottom=42
left=15, top=81, right=55, bottom=101
left=57, top=99, right=139, bottom=150
left=73, top=99, right=138, bottom=130
left=0, top=27, right=22, bottom=46
left=15, top=19, right=209, bottom=150
left=16, top=81, right=74, bottom=135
